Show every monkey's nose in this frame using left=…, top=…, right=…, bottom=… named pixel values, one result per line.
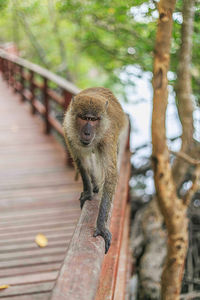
left=83, top=123, right=92, bottom=136
left=84, top=130, right=91, bottom=136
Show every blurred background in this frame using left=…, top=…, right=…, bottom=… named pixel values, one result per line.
left=0, top=1, right=200, bottom=299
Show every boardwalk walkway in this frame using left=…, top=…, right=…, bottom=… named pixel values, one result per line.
left=0, top=76, right=82, bottom=299
left=0, top=52, right=131, bottom=299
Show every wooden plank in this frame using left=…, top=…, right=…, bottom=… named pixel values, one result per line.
left=0, top=212, right=79, bottom=228
left=0, top=271, right=58, bottom=286
left=0, top=224, right=76, bottom=240
left=0, top=179, right=76, bottom=191
left=0, top=198, right=80, bottom=212
left=0, top=282, right=54, bottom=298
left=0, top=246, right=68, bottom=261
left=0, top=186, right=80, bottom=202
left=0, top=263, right=61, bottom=278
left=0, top=231, right=73, bottom=245
left=0, top=240, right=68, bottom=253
left=0, top=253, right=65, bottom=269
left=0, top=206, right=79, bottom=221
left=3, top=292, right=51, bottom=300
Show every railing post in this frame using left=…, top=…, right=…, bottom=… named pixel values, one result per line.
left=63, top=90, right=72, bottom=110
left=10, top=61, right=14, bottom=89
left=20, top=65, right=25, bottom=101
left=0, top=57, right=3, bottom=74
left=3, top=59, right=6, bottom=80
left=9, top=61, right=15, bottom=87
left=30, top=70, right=36, bottom=114
left=5, top=59, right=9, bottom=83
left=1, top=58, right=3, bottom=74
left=43, top=77, right=50, bottom=134
left=13, top=63, right=17, bottom=93
left=7, top=61, right=11, bottom=86
left=2, top=59, right=7, bottom=81
left=7, top=60, right=10, bottom=84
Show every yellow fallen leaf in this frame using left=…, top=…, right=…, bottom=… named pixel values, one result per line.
left=0, top=285, right=10, bottom=290
left=35, top=234, right=48, bottom=248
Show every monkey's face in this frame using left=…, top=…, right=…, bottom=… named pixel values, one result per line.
left=76, top=114, right=101, bottom=146
left=69, top=94, right=109, bottom=147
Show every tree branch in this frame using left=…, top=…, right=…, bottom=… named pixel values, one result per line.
left=47, top=0, right=73, bottom=80
left=151, top=1, right=190, bottom=299
left=184, top=165, right=200, bottom=206
left=15, top=0, right=50, bottom=68
left=170, top=150, right=200, bottom=165
left=172, top=0, right=196, bottom=188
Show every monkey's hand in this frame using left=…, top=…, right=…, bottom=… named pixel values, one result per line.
left=79, top=191, right=92, bottom=209
left=93, top=226, right=112, bottom=254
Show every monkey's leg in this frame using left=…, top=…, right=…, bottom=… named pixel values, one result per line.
left=93, top=168, right=117, bottom=254
left=76, top=159, right=93, bottom=209
left=93, top=193, right=112, bottom=254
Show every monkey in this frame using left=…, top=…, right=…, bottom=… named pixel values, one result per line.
left=63, top=87, right=127, bottom=254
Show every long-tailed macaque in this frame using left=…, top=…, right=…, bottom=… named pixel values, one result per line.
left=63, top=87, right=127, bottom=253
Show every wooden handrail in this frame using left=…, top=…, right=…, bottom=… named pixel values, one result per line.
left=0, top=50, right=80, bottom=94
left=0, top=50, right=80, bottom=165
left=50, top=123, right=130, bottom=300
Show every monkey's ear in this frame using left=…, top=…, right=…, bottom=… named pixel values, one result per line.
left=105, top=101, right=109, bottom=110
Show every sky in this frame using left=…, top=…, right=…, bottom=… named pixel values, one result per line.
left=119, top=66, right=183, bottom=151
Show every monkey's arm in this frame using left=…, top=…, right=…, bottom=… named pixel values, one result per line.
left=66, top=138, right=93, bottom=208
left=76, top=158, right=93, bottom=208
left=93, top=158, right=118, bottom=254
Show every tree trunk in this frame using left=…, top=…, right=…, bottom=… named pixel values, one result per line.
left=131, top=1, right=198, bottom=298
left=152, top=1, right=189, bottom=299
left=172, top=0, right=195, bottom=189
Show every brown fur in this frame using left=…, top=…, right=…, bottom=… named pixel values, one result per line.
left=63, top=87, right=127, bottom=253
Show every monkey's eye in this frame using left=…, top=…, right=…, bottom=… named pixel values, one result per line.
left=90, top=117, right=98, bottom=121
left=77, top=115, right=87, bottom=120
left=78, top=115, right=100, bottom=122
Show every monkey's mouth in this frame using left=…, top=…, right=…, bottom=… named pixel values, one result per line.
left=81, top=140, right=91, bottom=146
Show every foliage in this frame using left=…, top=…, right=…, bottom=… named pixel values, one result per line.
left=0, top=0, right=199, bottom=104
left=0, top=0, right=155, bottom=97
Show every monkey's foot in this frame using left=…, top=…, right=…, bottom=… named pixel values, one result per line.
left=93, top=227, right=112, bottom=254
left=79, top=191, right=92, bottom=209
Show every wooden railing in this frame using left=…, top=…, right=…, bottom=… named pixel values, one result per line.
left=0, top=50, right=131, bottom=300
left=50, top=125, right=131, bottom=300
left=0, top=50, right=80, bottom=156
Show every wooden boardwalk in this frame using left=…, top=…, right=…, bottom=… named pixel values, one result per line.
left=0, top=77, right=82, bottom=299
left=0, top=50, right=131, bottom=300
